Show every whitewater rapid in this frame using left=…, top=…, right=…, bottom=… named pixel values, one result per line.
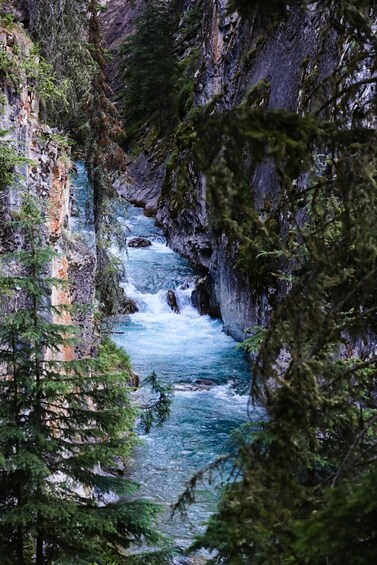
left=71, top=163, right=261, bottom=555
left=112, top=205, right=261, bottom=550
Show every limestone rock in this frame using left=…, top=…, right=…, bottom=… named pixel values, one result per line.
left=194, top=379, right=216, bottom=387
left=120, top=296, right=139, bottom=314
left=128, top=237, right=152, bottom=248
left=175, top=380, right=216, bottom=392
left=191, top=275, right=220, bottom=319
left=167, top=289, right=179, bottom=313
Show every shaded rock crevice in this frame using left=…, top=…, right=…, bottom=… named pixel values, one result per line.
left=104, top=0, right=339, bottom=340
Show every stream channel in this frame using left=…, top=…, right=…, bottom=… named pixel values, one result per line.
left=72, top=163, right=263, bottom=559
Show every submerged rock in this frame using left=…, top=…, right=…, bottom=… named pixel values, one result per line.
left=167, top=289, right=179, bottom=313
left=129, top=370, right=139, bottom=389
left=70, top=205, right=80, bottom=218
left=170, top=556, right=204, bottom=565
left=174, top=380, right=216, bottom=392
left=194, top=379, right=216, bottom=387
left=144, top=203, right=157, bottom=217
left=180, top=279, right=193, bottom=291
left=128, top=237, right=152, bottom=248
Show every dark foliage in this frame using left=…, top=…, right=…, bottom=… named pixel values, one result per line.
left=84, top=0, right=128, bottom=315
left=119, top=0, right=179, bottom=133
left=0, top=196, right=166, bottom=564
left=174, top=1, right=377, bottom=563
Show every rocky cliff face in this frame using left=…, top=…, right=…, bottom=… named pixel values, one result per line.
left=104, top=0, right=339, bottom=340
left=0, top=22, right=97, bottom=357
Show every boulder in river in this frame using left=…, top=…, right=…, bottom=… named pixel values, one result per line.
left=120, top=296, right=139, bottom=314
left=180, top=279, right=194, bottom=291
left=70, top=205, right=80, bottom=218
left=129, top=370, right=140, bottom=389
left=194, top=379, right=216, bottom=387
left=144, top=203, right=157, bottom=217
left=128, top=237, right=152, bottom=248
left=167, top=289, right=179, bottom=313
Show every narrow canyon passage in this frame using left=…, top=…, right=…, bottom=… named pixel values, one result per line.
left=71, top=163, right=262, bottom=550
left=112, top=205, right=262, bottom=548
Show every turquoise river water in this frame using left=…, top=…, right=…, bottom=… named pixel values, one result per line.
left=72, top=163, right=262, bottom=559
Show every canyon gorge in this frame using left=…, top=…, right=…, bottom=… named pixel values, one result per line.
left=0, top=1, right=376, bottom=564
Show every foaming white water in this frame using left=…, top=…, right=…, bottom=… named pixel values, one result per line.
left=116, top=205, right=251, bottom=385
left=112, top=205, right=255, bottom=546
left=69, top=166, right=255, bottom=552
left=147, top=240, right=175, bottom=254
left=122, top=241, right=175, bottom=258
left=119, top=299, right=242, bottom=376
left=174, top=382, right=249, bottom=403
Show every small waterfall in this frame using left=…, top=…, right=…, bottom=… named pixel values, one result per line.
left=112, top=205, right=262, bottom=552
left=70, top=165, right=261, bottom=556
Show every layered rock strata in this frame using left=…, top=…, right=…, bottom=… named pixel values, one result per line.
left=0, top=22, right=97, bottom=356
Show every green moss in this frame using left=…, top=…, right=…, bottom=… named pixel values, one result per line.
left=176, top=47, right=201, bottom=120
left=0, top=30, right=68, bottom=113
left=235, top=212, right=282, bottom=293
left=129, top=144, right=142, bottom=157
left=177, top=79, right=195, bottom=119
left=160, top=149, right=179, bottom=215
left=0, top=11, right=15, bottom=29
left=243, top=33, right=268, bottom=67
left=23, top=45, right=69, bottom=110
left=50, top=132, right=72, bottom=149
left=125, top=120, right=160, bottom=157
left=176, top=94, right=223, bottom=147
left=245, top=47, right=257, bottom=63
left=33, top=130, right=72, bottom=169
left=180, top=1, right=203, bottom=41
left=239, top=79, right=271, bottom=109
left=0, top=93, right=5, bottom=116
left=165, top=148, right=178, bottom=172
left=0, top=131, right=29, bottom=191
left=238, top=325, right=267, bottom=355
left=97, top=337, right=132, bottom=375
left=0, top=47, right=15, bottom=75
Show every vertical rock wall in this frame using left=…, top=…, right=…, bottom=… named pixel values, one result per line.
left=0, top=22, right=97, bottom=357
left=104, top=0, right=339, bottom=340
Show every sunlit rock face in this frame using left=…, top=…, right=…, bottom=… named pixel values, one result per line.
left=103, top=0, right=338, bottom=340
left=0, top=24, right=96, bottom=357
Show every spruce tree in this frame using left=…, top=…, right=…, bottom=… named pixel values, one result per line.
left=175, top=1, right=377, bottom=563
left=0, top=194, right=164, bottom=564
left=85, top=0, right=128, bottom=315
left=18, top=0, right=128, bottom=315
left=120, top=0, right=178, bottom=131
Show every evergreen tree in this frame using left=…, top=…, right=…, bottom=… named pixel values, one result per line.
left=175, top=1, right=377, bottom=563
left=23, top=0, right=94, bottom=127
left=85, top=0, right=128, bottom=315
left=18, top=0, right=128, bottom=315
left=120, top=0, right=178, bottom=131
left=0, top=194, right=165, bottom=564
